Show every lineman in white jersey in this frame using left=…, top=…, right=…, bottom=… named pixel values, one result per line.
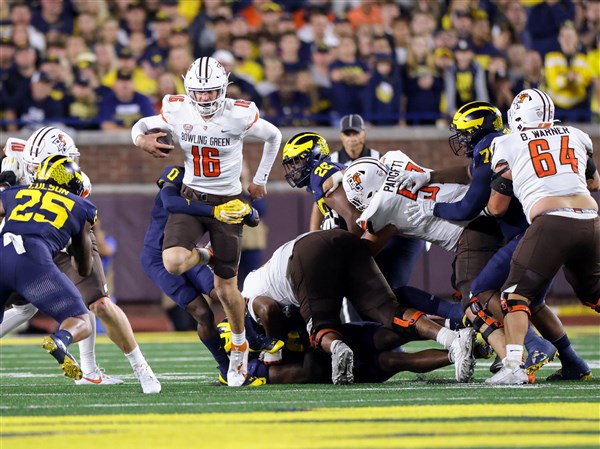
left=348, top=151, right=471, bottom=252
left=486, top=88, right=600, bottom=384
left=132, top=56, right=282, bottom=386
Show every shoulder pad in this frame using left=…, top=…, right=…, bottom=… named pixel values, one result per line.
left=157, top=165, right=184, bottom=189
left=160, top=95, right=191, bottom=124
left=225, top=99, right=260, bottom=130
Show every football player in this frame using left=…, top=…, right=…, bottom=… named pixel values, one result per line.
left=0, top=155, right=94, bottom=380
left=486, top=89, right=599, bottom=384
left=132, top=56, right=282, bottom=386
left=242, top=229, right=477, bottom=384
left=397, top=100, right=592, bottom=379
left=0, top=127, right=160, bottom=393
left=140, top=165, right=283, bottom=384
left=282, top=132, right=424, bottom=294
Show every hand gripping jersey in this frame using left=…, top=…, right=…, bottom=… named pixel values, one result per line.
left=491, top=125, right=594, bottom=223
left=159, top=95, right=261, bottom=196
left=1, top=184, right=97, bottom=256
left=358, top=150, right=471, bottom=251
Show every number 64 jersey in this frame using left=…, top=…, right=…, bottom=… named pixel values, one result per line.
left=358, top=150, right=472, bottom=252
left=133, top=95, right=281, bottom=196
left=490, top=126, right=593, bottom=223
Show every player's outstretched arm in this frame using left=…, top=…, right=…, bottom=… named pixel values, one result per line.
left=71, top=221, right=94, bottom=277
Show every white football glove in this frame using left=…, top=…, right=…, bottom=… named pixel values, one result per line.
left=260, top=350, right=283, bottom=366
left=405, top=199, right=436, bottom=226
left=395, top=170, right=431, bottom=194
left=320, top=210, right=341, bottom=230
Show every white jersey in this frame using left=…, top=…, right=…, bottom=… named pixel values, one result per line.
left=242, top=233, right=312, bottom=324
left=359, top=150, right=471, bottom=251
left=132, top=95, right=281, bottom=196
left=491, top=125, right=593, bottom=223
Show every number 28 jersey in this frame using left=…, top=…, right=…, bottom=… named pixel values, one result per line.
left=1, top=184, right=97, bottom=255
left=491, top=126, right=593, bottom=223
left=160, top=95, right=260, bottom=196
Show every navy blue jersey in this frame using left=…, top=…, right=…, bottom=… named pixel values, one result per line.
left=307, top=156, right=346, bottom=216
left=1, top=184, right=97, bottom=256
left=143, top=166, right=185, bottom=251
left=434, top=131, right=528, bottom=240
left=143, top=165, right=214, bottom=250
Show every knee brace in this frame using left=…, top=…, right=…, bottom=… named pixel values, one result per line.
left=466, top=297, right=503, bottom=341
left=309, top=327, right=343, bottom=351
left=500, top=293, right=531, bottom=317
left=392, top=310, right=425, bottom=337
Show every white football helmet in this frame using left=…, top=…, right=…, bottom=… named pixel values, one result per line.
left=508, top=88, right=556, bottom=132
left=342, top=157, right=388, bottom=211
left=22, top=127, right=79, bottom=184
left=183, top=56, right=229, bottom=116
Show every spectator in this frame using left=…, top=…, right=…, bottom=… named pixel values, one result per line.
left=102, top=46, right=157, bottom=99
left=390, top=17, right=411, bottom=66
left=31, top=0, right=75, bottom=35
left=75, top=13, right=99, bottom=48
left=8, top=2, right=46, bottom=52
left=167, top=24, right=192, bottom=50
left=346, top=1, right=383, bottom=30
left=93, top=42, right=116, bottom=79
left=495, top=0, right=532, bottom=50
left=118, top=0, right=151, bottom=45
left=256, top=57, right=284, bottom=97
left=99, top=18, right=119, bottom=46
left=297, top=6, right=339, bottom=50
left=263, top=72, right=311, bottom=127
left=486, top=55, right=513, bottom=113
left=279, top=31, right=309, bottom=74
left=144, top=11, right=174, bottom=61
left=212, top=49, right=261, bottom=105
left=527, top=0, right=575, bottom=57
left=67, top=76, right=98, bottom=130
left=309, top=42, right=333, bottom=88
left=404, top=38, right=444, bottom=126
left=512, top=49, right=544, bottom=94
left=154, top=72, right=182, bottom=111
left=65, top=35, right=87, bottom=66
left=545, top=21, right=592, bottom=123
left=296, top=69, right=331, bottom=126
left=0, top=37, right=15, bottom=83
left=471, top=9, right=502, bottom=71
left=363, top=53, right=402, bottom=126
left=98, top=69, right=155, bottom=131
left=166, top=46, right=193, bottom=92
left=444, top=38, right=489, bottom=118
left=329, top=36, right=370, bottom=121
left=231, top=35, right=263, bottom=84
left=6, top=70, right=65, bottom=132
left=589, top=35, right=600, bottom=121
left=257, top=2, right=284, bottom=39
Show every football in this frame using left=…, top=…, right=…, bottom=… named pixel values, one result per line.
left=145, top=128, right=174, bottom=153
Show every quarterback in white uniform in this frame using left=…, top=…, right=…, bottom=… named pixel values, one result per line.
left=486, top=88, right=600, bottom=384
left=132, top=56, right=282, bottom=387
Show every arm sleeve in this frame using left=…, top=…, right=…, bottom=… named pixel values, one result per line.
left=131, top=115, right=167, bottom=144
left=245, top=118, right=282, bottom=186
left=160, top=184, right=214, bottom=217
left=434, top=164, right=492, bottom=221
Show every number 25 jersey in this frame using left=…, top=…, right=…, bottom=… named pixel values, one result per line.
left=160, top=95, right=260, bottom=196
left=1, top=184, right=97, bottom=255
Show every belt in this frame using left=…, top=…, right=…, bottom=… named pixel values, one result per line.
left=181, top=185, right=240, bottom=205
left=542, top=207, right=598, bottom=215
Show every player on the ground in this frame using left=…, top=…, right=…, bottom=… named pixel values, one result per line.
left=0, top=155, right=94, bottom=380
left=242, top=229, right=476, bottom=384
left=0, top=127, right=160, bottom=393
left=140, top=165, right=283, bottom=385
left=486, top=88, right=599, bottom=384
left=132, top=56, right=282, bottom=386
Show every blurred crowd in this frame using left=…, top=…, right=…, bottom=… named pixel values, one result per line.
left=0, top=0, right=598, bottom=132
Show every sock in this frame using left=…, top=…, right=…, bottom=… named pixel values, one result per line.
left=552, top=334, right=580, bottom=365
left=436, top=327, right=456, bottom=350
left=243, top=315, right=258, bottom=346
left=523, top=325, right=544, bottom=351
left=0, top=303, right=38, bottom=337
left=53, top=329, right=74, bottom=347
left=202, top=334, right=230, bottom=376
left=231, top=330, right=246, bottom=348
left=125, top=345, right=147, bottom=368
left=505, top=344, right=524, bottom=365
left=78, top=310, right=97, bottom=374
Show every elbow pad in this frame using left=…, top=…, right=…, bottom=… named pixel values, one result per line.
left=585, top=156, right=597, bottom=180
left=490, top=168, right=513, bottom=197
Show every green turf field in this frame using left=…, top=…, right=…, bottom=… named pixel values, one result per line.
left=1, top=326, right=599, bottom=449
